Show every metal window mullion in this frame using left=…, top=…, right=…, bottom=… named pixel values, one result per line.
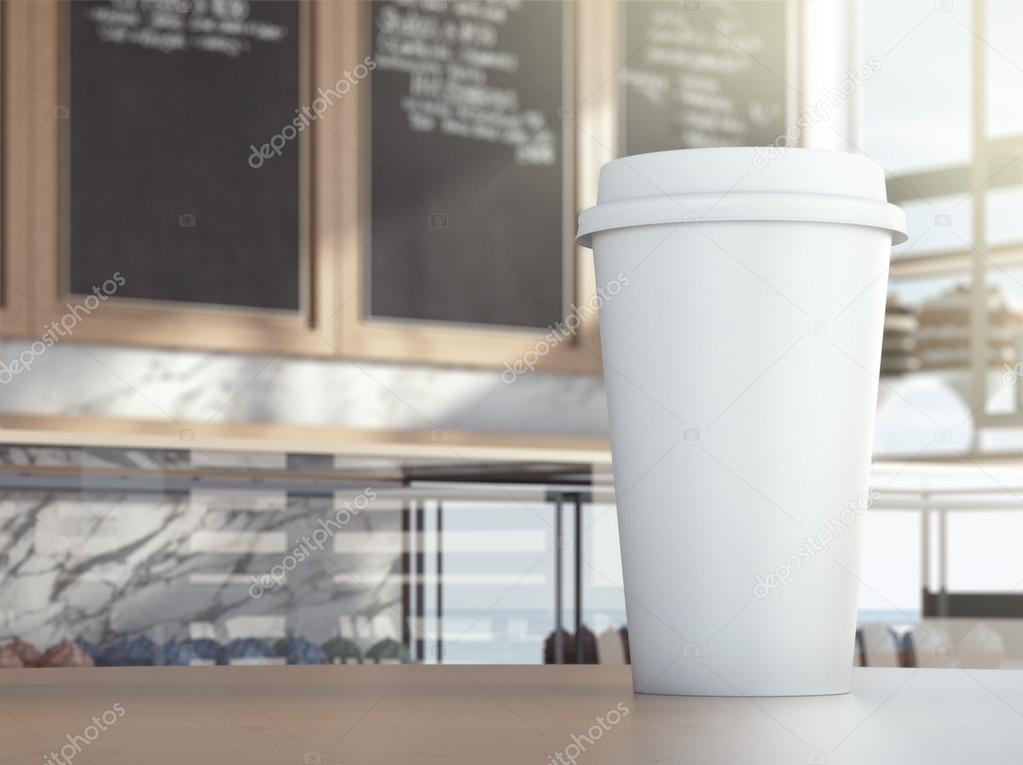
left=969, top=0, right=989, bottom=442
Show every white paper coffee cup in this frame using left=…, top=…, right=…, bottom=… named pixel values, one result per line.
left=578, top=148, right=907, bottom=696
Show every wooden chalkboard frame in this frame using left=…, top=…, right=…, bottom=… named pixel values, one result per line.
left=19, top=0, right=335, bottom=357
left=335, top=1, right=602, bottom=373
left=2, top=0, right=801, bottom=372
left=0, top=1, right=34, bottom=339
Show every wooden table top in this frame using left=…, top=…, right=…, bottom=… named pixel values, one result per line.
left=1, top=665, right=1021, bottom=764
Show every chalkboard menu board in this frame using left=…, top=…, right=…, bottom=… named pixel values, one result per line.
left=368, top=0, right=567, bottom=330
left=68, top=0, right=302, bottom=311
left=621, top=1, right=788, bottom=155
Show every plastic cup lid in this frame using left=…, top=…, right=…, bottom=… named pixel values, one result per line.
left=577, top=147, right=908, bottom=248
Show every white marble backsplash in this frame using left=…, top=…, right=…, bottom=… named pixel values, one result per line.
left=0, top=341, right=609, bottom=436
left=0, top=445, right=404, bottom=651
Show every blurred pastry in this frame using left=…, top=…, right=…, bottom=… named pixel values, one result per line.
left=365, top=637, right=410, bottom=664
left=881, top=294, right=920, bottom=376
left=74, top=636, right=101, bottom=663
left=322, top=636, right=362, bottom=665
left=0, top=645, right=24, bottom=668
left=98, top=635, right=162, bottom=666
left=4, top=638, right=41, bottom=667
left=916, top=283, right=1023, bottom=370
left=276, top=636, right=327, bottom=665
left=38, top=639, right=94, bottom=668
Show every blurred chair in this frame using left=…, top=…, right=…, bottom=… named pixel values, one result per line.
left=543, top=627, right=599, bottom=664
left=323, top=636, right=362, bottom=665
left=543, top=628, right=574, bottom=664
left=901, top=624, right=954, bottom=668
left=576, top=626, right=598, bottom=664
left=596, top=627, right=626, bottom=664
left=365, top=637, right=410, bottom=664
left=857, top=623, right=900, bottom=667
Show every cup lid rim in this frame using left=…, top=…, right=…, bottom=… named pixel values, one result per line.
left=576, top=190, right=908, bottom=247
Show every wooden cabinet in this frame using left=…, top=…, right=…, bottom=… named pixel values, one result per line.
left=1, top=1, right=794, bottom=373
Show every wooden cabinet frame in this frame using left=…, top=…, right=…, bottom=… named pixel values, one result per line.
left=6, top=0, right=604, bottom=371
left=1, top=1, right=36, bottom=338
left=331, top=1, right=603, bottom=373
left=9, top=0, right=336, bottom=357
left=3, top=1, right=794, bottom=374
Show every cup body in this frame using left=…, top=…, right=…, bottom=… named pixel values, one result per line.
left=593, top=219, right=889, bottom=696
